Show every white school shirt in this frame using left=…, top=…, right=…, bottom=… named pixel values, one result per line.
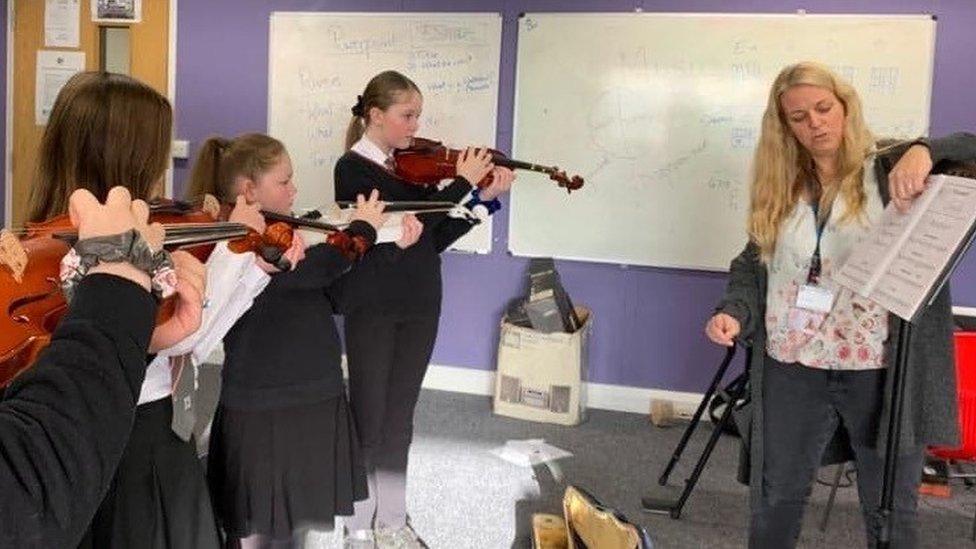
left=137, top=243, right=271, bottom=404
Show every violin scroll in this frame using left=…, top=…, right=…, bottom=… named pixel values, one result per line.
left=548, top=168, right=585, bottom=193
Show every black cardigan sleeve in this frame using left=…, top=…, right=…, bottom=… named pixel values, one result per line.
left=415, top=176, right=478, bottom=253
left=335, top=156, right=478, bottom=254
left=716, top=241, right=763, bottom=343
left=270, top=221, right=376, bottom=292
left=876, top=132, right=976, bottom=182
left=0, top=273, right=155, bottom=547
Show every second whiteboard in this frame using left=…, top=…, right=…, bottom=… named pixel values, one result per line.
left=511, top=13, right=936, bottom=270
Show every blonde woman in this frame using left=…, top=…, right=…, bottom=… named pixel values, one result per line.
left=705, top=61, right=975, bottom=547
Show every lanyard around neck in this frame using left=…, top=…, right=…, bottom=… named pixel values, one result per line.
left=807, top=193, right=832, bottom=285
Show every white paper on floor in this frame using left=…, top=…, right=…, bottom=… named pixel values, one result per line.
left=490, top=438, right=573, bottom=467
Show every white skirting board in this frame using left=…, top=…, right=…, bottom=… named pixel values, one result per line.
left=419, top=305, right=976, bottom=417
left=954, top=306, right=976, bottom=318
left=420, top=363, right=704, bottom=419
left=205, top=347, right=703, bottom=418
left=202, top=304, right=976, bottom=419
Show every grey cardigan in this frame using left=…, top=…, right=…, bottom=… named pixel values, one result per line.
left=716, top=132, right=976, bottom=499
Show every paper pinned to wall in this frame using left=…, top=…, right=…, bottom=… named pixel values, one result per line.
left=35, top=50, right=85, bottom=125
left=45, top=0, right=81, bottom=48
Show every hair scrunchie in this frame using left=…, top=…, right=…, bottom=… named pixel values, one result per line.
left=351, top=95, right=366, bottom=117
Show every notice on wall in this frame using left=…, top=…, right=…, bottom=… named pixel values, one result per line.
left=45, top=0, right=81, bottom=48
left=35, top=51, right=86, bottom=125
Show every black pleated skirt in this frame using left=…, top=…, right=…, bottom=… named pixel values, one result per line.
left=207, top=395, right=368, bottom=539
left=78, top=397, right=221, bottom=549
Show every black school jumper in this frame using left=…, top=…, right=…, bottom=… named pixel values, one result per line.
left=334, top=150, right=479, bottom=530
left=0, top=275, right=155, bottom=548
left=207, top=222, right=375, bottom=539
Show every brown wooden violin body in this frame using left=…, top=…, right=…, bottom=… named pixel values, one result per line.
left=0, top=205, right=236, bottom=387
left=393, top=137, right=584, bottom=193
left=0, top=200, right=317, bottom=388
left=0, top=218, right=74, bottom=388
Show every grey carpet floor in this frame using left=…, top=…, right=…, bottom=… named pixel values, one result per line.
left=195, top=366, right=975, bottom=548
left=362, top=390, right=974, bottom=549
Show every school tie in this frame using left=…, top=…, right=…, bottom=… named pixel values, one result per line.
left=384, top=155, right=396, bottom=173
left=170, top=354, right=196, bottom=442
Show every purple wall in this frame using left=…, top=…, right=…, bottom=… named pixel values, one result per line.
left=173, top=0, right=976, bottom=393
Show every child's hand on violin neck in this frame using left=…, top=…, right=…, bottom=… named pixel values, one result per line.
left=456, top=147, right=494, bottom=186
left=479, top=167, right=517, bottom=201
left=68, top=187, right=158, bottom=291
left=229, top=195, right=267, bottom=233
left=352, top=189, right=389, bottom=231
left=282, top=232, right=306, bottom=269
left=256, top=231, right=306, bottom=274
left=150, top=250, right=207, bottom=353
left=395, top=214, right=424, bottom=249
left=70, top=187, right=161, bottom=245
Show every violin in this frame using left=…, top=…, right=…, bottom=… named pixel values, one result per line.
left=393, top=137, right=584, bottom=193
left=0, top=197, right=345, bottom=388
left=150, top=199, right=346, bottom=266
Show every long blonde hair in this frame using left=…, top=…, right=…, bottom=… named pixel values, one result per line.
left=749, top=62, right=875, bottom=261
left=28, top=71, right=173, bottom=222
left=186, top=133, right=286, bottom=204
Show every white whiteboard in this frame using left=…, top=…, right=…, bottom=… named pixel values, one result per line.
left=269, top=12, right=502, bottom=252
left=511, top=13, right=936, bottom=270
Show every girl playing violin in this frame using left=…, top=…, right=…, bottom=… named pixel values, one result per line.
left=189, top=133, right=413, bottom=548
left=334, top=70, right=515, bottom=548
left=25, top=71, right=219, bottom=549
left=0, top=186, right=205, bottom=548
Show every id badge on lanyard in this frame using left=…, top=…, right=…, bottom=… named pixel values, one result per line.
left=788, top=202, right=836, bottom=332
left=797, top=253, right=835, bottom=314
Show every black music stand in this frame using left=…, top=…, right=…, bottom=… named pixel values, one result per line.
left=875, top=205, right=976, bottom=548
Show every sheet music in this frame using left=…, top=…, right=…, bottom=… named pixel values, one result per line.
left=833, top=174, right=976, bottom=320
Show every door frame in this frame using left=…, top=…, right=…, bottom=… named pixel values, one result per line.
left=3, top=0, right=179, bottom=227
left=4, top=0, right=12, bottom=227
left=165, top=0, right=177, bottom=199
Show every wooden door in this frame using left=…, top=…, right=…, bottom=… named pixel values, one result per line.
left=9, top=0, right=170, bottom=226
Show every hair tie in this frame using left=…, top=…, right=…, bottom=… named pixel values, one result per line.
left=213, top=137, right=230, bottom=154
left=351, top=95, right=365, bottom=117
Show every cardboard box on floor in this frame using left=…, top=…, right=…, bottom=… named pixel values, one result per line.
left=493, top=307, right=591, bottom=426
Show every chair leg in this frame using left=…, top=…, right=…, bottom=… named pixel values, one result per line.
left=820, top=463, right=847, bottom=532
